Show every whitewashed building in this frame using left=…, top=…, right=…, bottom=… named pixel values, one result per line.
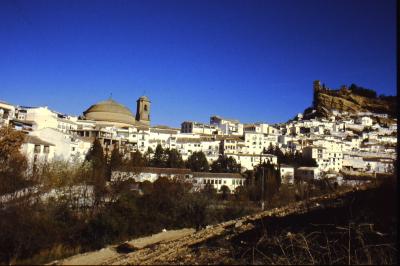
left=210, top=115, right=244, bottom=136
left=280, top=164, right=295, bottom=184
left=0, top=100, right=16, bottom=126
left=295, top=167, right=321, bottom=181
left=192, top=172, right=245, bottom=193
left=21, top=135, right=56, bottom=166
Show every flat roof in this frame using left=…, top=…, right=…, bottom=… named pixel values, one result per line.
left=192, top=172, right=243, bottom=179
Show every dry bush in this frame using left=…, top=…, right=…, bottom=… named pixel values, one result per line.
left=0, top=126, right=28, bottom=194
left=35, top=160, right=92, bottom=189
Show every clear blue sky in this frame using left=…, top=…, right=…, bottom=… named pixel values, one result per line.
left=0, top=0, right=396, bottom=127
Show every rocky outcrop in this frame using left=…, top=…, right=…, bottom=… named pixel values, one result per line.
left=304, top=81, right=397, bottom=118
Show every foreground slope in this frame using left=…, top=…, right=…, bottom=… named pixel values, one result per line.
left=51, top=181, right=396, bottom=265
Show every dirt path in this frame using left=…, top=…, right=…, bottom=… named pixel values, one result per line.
left=52, top=228, right=196, bottom=265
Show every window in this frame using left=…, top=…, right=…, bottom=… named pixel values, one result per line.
left=211, top=180, right=214, bottom=184
left=34, top=145, right=41, bottom=153
left=144, top=104, right=148, bottom=111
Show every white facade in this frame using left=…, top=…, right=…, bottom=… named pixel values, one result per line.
left=192, top=172, right=245, bottom=193
left=181, top=121, right=219, bottom=135
left=31, top=128, right=91, bottom=162
left=111, top=168, right=192, bottom=183
left=302, top=143, right=343, bottom=173
left=21, top=135, right=56, bottom=167
left=357, top=116, right=373, bottom=126
left=226, top=153, right=278, bottom=171
left=210, top=115, right=244, bottom=135
left=295, top=167, right=321, bottom=181
left=0, top=101, right=16, bottom=126
left=280, top=165, right=295, bottom=184
left=25, top=106, right=58, bottom=130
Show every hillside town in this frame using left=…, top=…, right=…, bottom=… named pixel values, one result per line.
left=0, top=81, right=396, bottom=194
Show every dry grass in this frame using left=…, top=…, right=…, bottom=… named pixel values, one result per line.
left=241, top=222, right=396, bottom=265
left=15, top=244, right=82, bottom=265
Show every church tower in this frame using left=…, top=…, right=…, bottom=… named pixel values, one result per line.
left=136, top=96, right=151, bottom=125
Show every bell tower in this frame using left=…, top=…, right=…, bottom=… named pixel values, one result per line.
left=136, top=96, right=151, bottom=125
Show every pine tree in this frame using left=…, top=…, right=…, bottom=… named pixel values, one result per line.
left=186, top=151, right=209, bottom=172
left=211, top=155, right=241, bottom=173
left=130, top=150, right=146, bottom=167
left=166, top=149, right=184, bottom=168
left=150, top=144, right=166, bottom=167
left=106, top=146, right=123, bottom=179
left=255, top=160, right=281, bottom=205
left=85, top=138, right=106, bottom=204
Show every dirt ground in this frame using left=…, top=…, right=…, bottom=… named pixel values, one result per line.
left=52, top=228, right=196, bottom=265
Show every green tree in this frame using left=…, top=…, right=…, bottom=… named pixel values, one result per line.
left=186, top=151, right=209, bottom=172
left=106, top=146, right=124, bottom=180
left=130, top=150, right=146, bottom=168
left=202, top=183, right=217, bottom=199
left=210, top=155, right=241, bottom=173
left=143, top=147, right=154, bottom=165
left=255, top=160, right=281, bottom=205
left=234, top=185, right=249, bottom=201
left=220, top=185, right=231, bottom=200
left=85, top=138, right=107, bottom=206
left=150, top=144, right=166, bottom=167
left=243, top=170, right=255, bottom=186
left=265, top=143, right=275, bottom=154
left=166, top=149, right=184, bottom=168
left=349, top=83, right=377, bottom=98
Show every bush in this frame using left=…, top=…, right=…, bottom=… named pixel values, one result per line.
left=349, top=84, right=377, bottom=98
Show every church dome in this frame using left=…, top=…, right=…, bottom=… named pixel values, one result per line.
left=83, top=99, right=136, bottom=126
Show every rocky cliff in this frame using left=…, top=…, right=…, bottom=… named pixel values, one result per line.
left=304, top=81, right=397, bottom=118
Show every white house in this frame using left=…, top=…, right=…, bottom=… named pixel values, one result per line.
left=21, top=135, right=56, bottom=167
left=192, top=172, right=245, bottom=193
left=356, top=116, right=373, bottom=127
left=225, top=153, right=277, bottom=171
left=280, top=164, right=295, bottom=184
left=181, top=121, right=219, bottom=135
left=111, top=167, right=193, bottom=183
left=24, top=106, right=59, bottom=130
left=31, top=128, right=91, bottom=162
left=295, top=167, right=321, bottom=181
left=0, top=100, right=16, bottom=126
left=210, top=115, right=244, bottom=136
left=303, top=139, right=344, bottom=172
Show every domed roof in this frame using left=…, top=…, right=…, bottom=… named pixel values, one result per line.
left=83, top=99, right=136, bottom=126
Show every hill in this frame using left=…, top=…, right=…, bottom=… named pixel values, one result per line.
left=303, top=81, right=397, bottom=119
